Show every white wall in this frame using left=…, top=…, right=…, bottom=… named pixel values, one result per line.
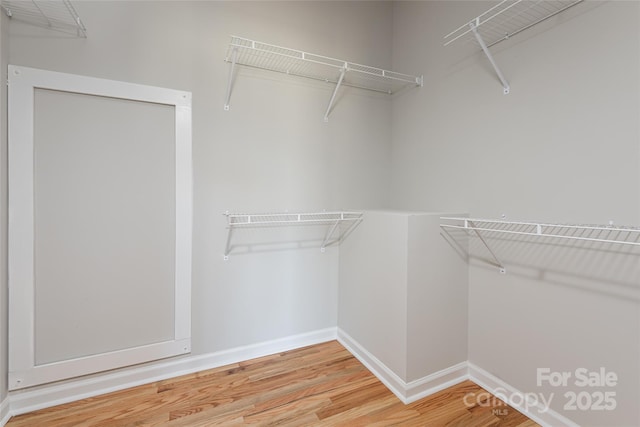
left=406, top=213, right=468, bottom=383
left=338, top=210, right=468, bottom=384
left=7, top=1, right=638, bottom=425
left=7, top=1, right=394, bottom=358
left=391, top=1, right=640, bottom=426
left=1, top=10, right=9, bottom=407
left=339, top=211, right=410, bottom=379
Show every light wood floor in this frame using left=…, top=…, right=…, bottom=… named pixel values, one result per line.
left=7, top=341, right=539, bottom=426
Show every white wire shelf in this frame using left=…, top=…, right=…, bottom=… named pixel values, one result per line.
left=440, top=217, right=640, bottom=273
left=1, top=0, right=86, bottom=37
left=444, top=0, right=583, bottom=48
left=223, top=211, right=363, bottom=259
left=443, top=0, right=583, bottom=94
left=441, top=217, right=640, bottom=246
left=223, top=36, right=422, bottom=121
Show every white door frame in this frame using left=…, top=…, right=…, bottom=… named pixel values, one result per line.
left=7, top=65, right=193, bottom=390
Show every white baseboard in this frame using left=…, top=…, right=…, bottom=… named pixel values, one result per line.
left=9, top=327, right=337, bottom=416
left=468, top=362, right=579, bottom=427
left=403, top=361, right=471, bottom=404
left=3, top=327, right=581, bottom=427
left=336, top=328, right=468, bottom=404
left=0, top=396, right=10, bottom=427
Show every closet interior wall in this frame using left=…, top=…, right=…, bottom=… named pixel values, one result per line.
left=0, top=9, right=8, bottom=410
left=390, top=1, right=640, bottom=425
left=6, top=0, right=394, bottom=357
left=4, top=1, right=640, bottom=425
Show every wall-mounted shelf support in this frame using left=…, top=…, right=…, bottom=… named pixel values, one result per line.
left=223, top=211, right=363, bottom=260
left=223, top=36, right=422, bottom=121
left=224, top=47, right=238, bottom=111
left=321, top=218, right=341, bottom=252
left=441, top=217, right=640, bottom=273
left=467, top=219, right=506, bottom=273
left=324, top=66, right=346, bottom=122
left=469, top=21, right=510, bottom=95
left=444, top=0, right=584, bottom=94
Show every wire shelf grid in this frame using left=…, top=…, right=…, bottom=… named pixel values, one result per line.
left=227, top=211, right=363, bottom=228
left=444, top=0, right=583, bottom=49
left=441, top=217, right=640, bottom=247
left=223, top=211, right=364, bottom=259
left=225, top=36, right=422, bottom=95
left=1, top=0, right=86, bottom=37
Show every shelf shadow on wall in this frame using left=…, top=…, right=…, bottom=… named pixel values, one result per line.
left=226, top=238, right=331, bottom=257
left=441, top=227, right=640, bottom=302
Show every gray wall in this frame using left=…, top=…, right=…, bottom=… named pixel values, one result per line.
left=339, top=211, right=410, bottom=380
left=33, top=90, right=177, bottom=365
left=1, top=10, right=8, bottom=404
left=406, top=212, right=468, bottom=382
left=6, top=1, right=639, bottom=425
left=7, top=1, right=394, bottom=356
left=338, top=211, right=468, bottom=383
left=391, top=1, right=639, bottom=426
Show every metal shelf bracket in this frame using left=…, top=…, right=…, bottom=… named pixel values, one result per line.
left=320, top=212, right=362, bottom=250
left=224, top=47, right=238, bottom=111
left=324, top=65, right=347, bottom=122
left=470, top=20, right=510, bottom=95
left=464, top=219, right=506, bottom=273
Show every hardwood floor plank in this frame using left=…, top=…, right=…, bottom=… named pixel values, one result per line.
left=166, top=406, right=248, bottom=427
left=315, top=381, right=392, bottom=420
left=165, top=397, right=255, bottom=426
left=6, top=341, right=540, bottom=427
left=243, top=395, right=332, bottom=425
left=249, top=368, right=374, bottom=415
left=317, top=392, right=412, bottom=426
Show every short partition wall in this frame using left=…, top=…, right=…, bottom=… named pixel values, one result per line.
left=337, top=210, right=469, bottom=402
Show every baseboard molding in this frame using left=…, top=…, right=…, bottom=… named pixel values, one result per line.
left=336, top=328, right=468, bottom=404
left=468, top=362, right=579, bottom=427
left=0, top=396, right=10, bottom=427
left=3, top=328, right=581, bottom=427
left=9, top=327, right=337, bottom=416
left=403, top=361, right=470, bottom=404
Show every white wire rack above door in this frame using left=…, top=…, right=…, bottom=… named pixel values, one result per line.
left=443, top=0, right=584, bottom=94
left=1, top=0, right=86, bottom=37
left=223, top=211, right=363, bottom=260
left=224, top=36, right=422, bottom=121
